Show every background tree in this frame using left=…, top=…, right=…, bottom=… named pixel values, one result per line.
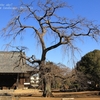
left=50, top=63, right=71, bottom=90
left=1, top=0, right=100, bottom=97
left=76, top=49, right=100, bottom=90
left=68, top=69, right=88, bottom=91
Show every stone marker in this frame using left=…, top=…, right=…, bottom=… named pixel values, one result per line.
left=61, top=98, right=74, bottom=100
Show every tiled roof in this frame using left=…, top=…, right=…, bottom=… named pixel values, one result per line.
left=0, top=51, right=34, bottom=73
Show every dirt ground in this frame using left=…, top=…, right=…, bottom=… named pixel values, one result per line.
left=0, top=89, right=100, bottom=100
left=19, top=97, right=100, bottom=100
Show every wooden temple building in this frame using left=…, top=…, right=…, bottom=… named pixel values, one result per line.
left=0, top=51, right=34, bottom=90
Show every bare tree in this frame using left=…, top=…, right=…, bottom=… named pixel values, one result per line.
left=44, top=62, right=71, bottom=90
left=1, top=0, right=100, bottom=97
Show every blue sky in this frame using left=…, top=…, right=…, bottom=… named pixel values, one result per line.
left=0, top=0, right=100, bottom=68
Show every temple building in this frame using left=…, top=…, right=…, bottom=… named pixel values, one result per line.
left=0, top=51, right=34, bottom=90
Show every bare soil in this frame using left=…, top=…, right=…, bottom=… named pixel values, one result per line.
left=19, top=97, right=100, bottom=100
left=0, top=89, right=100, bottom=100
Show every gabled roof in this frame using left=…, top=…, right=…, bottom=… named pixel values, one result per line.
left=0, top=51, right=34, bottom=73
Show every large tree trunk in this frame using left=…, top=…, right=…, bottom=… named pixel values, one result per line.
left=40, top=61, right=53, bottom=97
left=42, top=74, right=53, bottom=97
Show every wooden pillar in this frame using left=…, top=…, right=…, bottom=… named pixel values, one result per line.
left=16, top=73, right=19, bottom=89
